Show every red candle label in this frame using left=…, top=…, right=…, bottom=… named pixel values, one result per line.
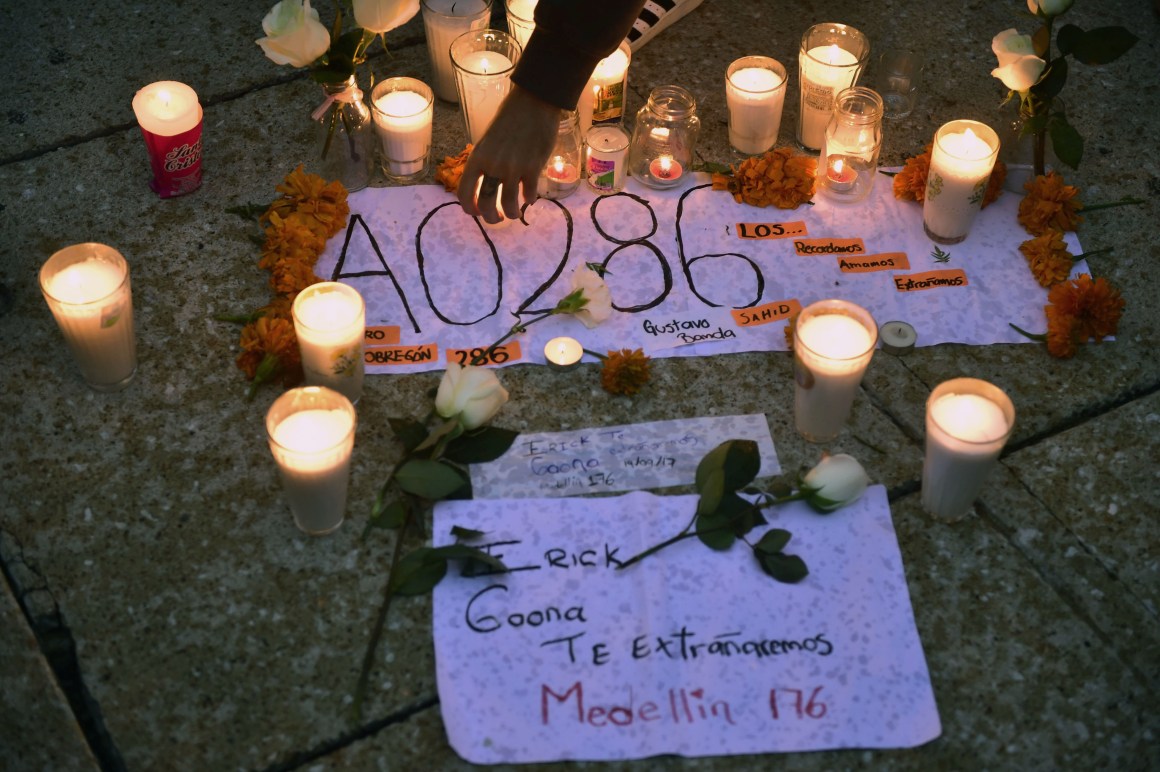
left=139, top=118, right=203, bottom=198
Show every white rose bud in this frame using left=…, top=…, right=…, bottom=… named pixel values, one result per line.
left=1027, top=0, right=1074, bottom=17
left=435, top=363, right=509, bottom=430
left=569, top=267, right=613, bottom=329
left=802, top=453, right=870, bottom=513
left=990, top=29, right=1046, bottom=93
left=257, top=0, right=331, bottom=68
left=353, top=0, right=420, bottom=35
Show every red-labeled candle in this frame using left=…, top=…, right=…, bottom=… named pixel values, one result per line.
left=131, top=81, right=203, bottom=198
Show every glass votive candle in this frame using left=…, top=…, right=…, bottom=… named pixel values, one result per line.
left=451, top=28, right=521, bottom=144
left=726, top=55, right=788, bottom=155
left=922, top=378, right=1015, bottom=523
left=421, top=0, right=493, bottom=103
left=39, top=243, right=137, bottom=392
left=627, top=84, right=700, bottom=189
left=792, top=299, right=877, bottom=442
left=922, top=119, right=1000, bottom=244
left=585, top=124, right=630, bottom=193
left=371, top=77, right=434, bottom=183
left=266, top=386, right=357, bottom=536
left=538, top=110, right=582, bottom=200
left=505, top=0, right=537, bottom=49
left=292, top=282, right=366, bottom=404
left=818, top=86, right=883, bottom=203
left=797, top=23, right=870, bottom=152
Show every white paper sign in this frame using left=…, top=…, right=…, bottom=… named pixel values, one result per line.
left=470, top=414, right=779, bottom=499
left=433, top=486, right=941, bottom=763
left=317, top=172, right=1086, bottom=374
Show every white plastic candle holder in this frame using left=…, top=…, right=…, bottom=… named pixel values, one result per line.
left=922, top=378, right=1015, bottom=522
left=792, top=299, right=877, bottom=442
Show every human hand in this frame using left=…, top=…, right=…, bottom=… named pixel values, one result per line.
left=457, top=86, right=561, bottom=223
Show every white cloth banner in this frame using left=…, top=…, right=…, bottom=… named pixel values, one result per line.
left=432, top=486, right=941, bottom=763
left=317, top=173, right=1083, bottom=374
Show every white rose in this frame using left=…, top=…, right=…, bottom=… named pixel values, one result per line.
left=802, top=453, right=870, bottom=513
left=991, top=30, right=1046, bottom=93
left=569, top=267, right=612, bottom=329
left=257, top=0, right=331, bottom=68
left=435, top=363, right=509, bottom=430
left=353, top=0, right=420, bottom=34
left=1027, top=0, right=1073, bottom=17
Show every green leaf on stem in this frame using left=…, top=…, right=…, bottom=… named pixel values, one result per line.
left=443, top=426, right=520, bottom=464
left=1032, top=24, right=1051, bottom=58
left=388, top=417, right=430, bottom=454
left=395, top=459, right=468, bottom=500
left=695, top=507, right=736, bottom=551
left=1067, top=26, right=1138, bottom=65
left=450, top=525, right=487, bottom=540
left=1049, top=113, right=1083, bottom=170
left=754, top=528, right=792, bottom=556
left=696, top=467, right=725, bottom=515
left=430, top=544, right=507, bottom=576
left=756, top=551, right=809, bottom=584
left=695, top=440, right=760, bottom=497
left=368, top=498, right=407, bottom=531
left=388, top=548, right=449, bottom=596
left=1056, top=23, right=1082, bottom=56
left=1032, top=57, right=1068, bottom=101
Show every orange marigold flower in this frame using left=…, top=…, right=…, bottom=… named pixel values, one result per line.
left=1018, top=171, right=1083, bottom=236
left=1019, top=231, right=1073, bottom=288
left=600, top=348, right=652, bottom=396
left=712, top=148, right=816, bottom=209
left=259, top=211, right=327, bottom=270
left=1044, top=311, right=1080, bottom=358
left=892, top=144, right=932, bottom=202
left=269, top=257, right=324, bottom=297
left=1046, top=273, right=1125, bottom=342
left=435, top=144, right=473, bottom=192
left=263, top=164, right=350, bottom=239
left=236, top=315, right=303, bottom=386
left=981, top=161, right=1006, bottom=209
left=784, top=313, right=798, bottom=350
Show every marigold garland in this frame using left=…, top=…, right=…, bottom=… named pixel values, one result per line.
left=1019, top=231, right=1073, bottom=288
left=600, top=348, right=652, bottom=396
left=712, top=148, right=816, bottom=209
left=1017, top=171, right=1083, bottom=236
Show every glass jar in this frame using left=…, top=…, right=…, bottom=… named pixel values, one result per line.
left=817, top=86, right=883, bottom=202
left=627, top=85, right=700, bottom=189
left=539, top=110, right=583, bottom=199
left=315, top=76, right=374, bottom=192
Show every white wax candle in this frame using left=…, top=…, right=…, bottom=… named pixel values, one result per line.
left=923, top=122, right=1000, bottom=243
left=505, top=0, right=538, bottom=49
left=794, top=308, right=876, bottom=442
left=40, top=247, right=137, bottom=390
left=269, top=407, right=356, bottom=534
left=544, top=336, right=583, bottom=370
left=922, top=388, right=1013, bottom=521
left=726, top=65, right=786, bottom=154
left=798, top=45, right=859, bottom=150
left=455, top=50, right=515, bottom=143
left=585, top=125, right=629, bottom=192
left=421, top=0, right=492, bottom=102
left=292, top=283, right=365, bottom=403
left=131, top=81, right=200, bottom=136
left=584, top=43, right=630, bottom=122
left=372, top=89, right=434, bottom=177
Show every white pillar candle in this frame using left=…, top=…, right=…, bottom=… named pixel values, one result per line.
left=505, top=0, right=537, bottom=49
left=39, top=243, right=137, bottom=391
left=292, top=282, right=366, bottom=404
left=421, top=0, right=493, bottom=103
left=798, top=45, right=859, bottom=150
left=922, top=378, right=1015, bottom=522
left=266, top=387, right=357, bottom=535
left=726, top=57, right=788, bottom=155
left=371, top=78, right=435, bottom=182
left=451, top=30, right=520, bottom=144
left=131, top=80, right=204, bottom=197
left=544, top=336, right=583, bottom=371
left=793, top=299, right=877, bottom=442
left=131, top=81, right=200, bottom=136
left=923, top=120, right=1000, bottom=244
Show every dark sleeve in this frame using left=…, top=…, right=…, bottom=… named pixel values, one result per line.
left=512, top=0, right=648, bottom=110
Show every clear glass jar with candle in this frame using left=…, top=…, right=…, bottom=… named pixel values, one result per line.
left=539, top=111, right=583, bottom=199
left=819, top=86, right=883, bottom=202
left=315, top=76, right=374, bottom=192
left=797, top=23, right=870, bottom=152
left=627, top=85, right=700, bottom=189
left=923, top=119, right=1000, bottom=244
left=451, top=28, right=522, bottom=144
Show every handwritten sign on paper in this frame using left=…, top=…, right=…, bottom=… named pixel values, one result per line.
left=469, top=414, right=779, bottom=499
left=316, top=174, right=1086, bottom=374
left=432, top=486, right=941, bottom=763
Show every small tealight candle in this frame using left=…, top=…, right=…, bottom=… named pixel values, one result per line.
left=649, top=154, right=683, bottom=181
left=922, top=378, right=1015, bottom=522
left=544, top=336, right=583, bottom=371
left=825, top=157, right=857, bottom=191
left=793, top=299, right=877, bottom=442
left=39, top=243, right=137, bottom=391
left=292, top=282, right=366, bottom=403
left=266, top=386, right=357, bottom=535
left=879, top=320, right=917, bottom=355
left=543, top=155, right=581, bottom=199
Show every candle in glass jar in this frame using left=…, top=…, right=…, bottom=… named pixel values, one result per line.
left=39, top=243, right=137, bottom=391
left=792, top=300, right=877, bottom=442
left=648, top=154, right=682, bottom=181
left=542, top=155, right=580, bottom=198
left=292, top=282, right=366, bottom=403
left=421, top=0, right=493, bottom=103
left=505, top=0, right=537, bottom=49
left=585, top=124, right=630, bottom=193
left=923, top=120, right=1000, bottom=244
left=825, top=157, right=857, bottom=191
left=725, top=57, right=788, bottom=155
left=583, top=41, right=631, bottom=124
left=799, top=44, right=859, bottom=150
left=452, top=46, right=516, bottom=143
left=544, top=336, right=583, bottom=371
left=371, top=79, right=434, bottom=182
left=922, top=378, right=1015, bottom=522
left=266, top=387, right=357, bottom=535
